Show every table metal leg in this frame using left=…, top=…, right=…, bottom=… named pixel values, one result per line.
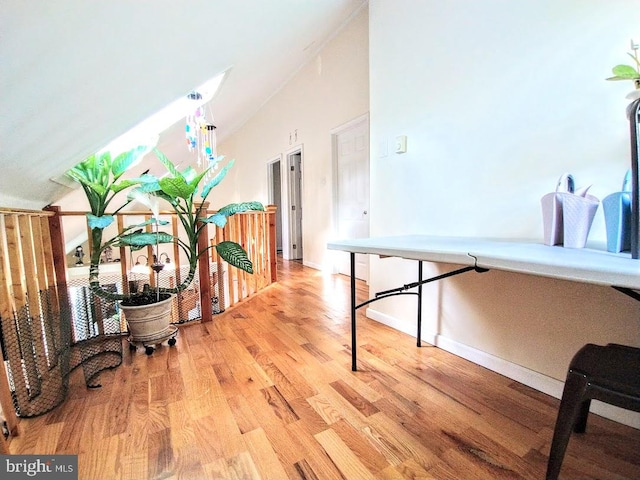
left=417, top=261, right=423, bottom=347
left=350, top=252, right=357, bottom=371
left=346, top=254, right=487, bottom=371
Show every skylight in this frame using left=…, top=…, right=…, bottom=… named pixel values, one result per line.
left=98, top=72, right=226, bottom=157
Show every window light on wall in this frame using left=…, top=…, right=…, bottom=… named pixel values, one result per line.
left=98, top=72, right=226, bottom=160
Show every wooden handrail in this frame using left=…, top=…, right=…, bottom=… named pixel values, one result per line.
left=55, top=205, right=278, bottom=319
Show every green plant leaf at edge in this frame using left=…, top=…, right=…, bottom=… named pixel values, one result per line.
left=153, top=148, right=181, bottom=177
left=216, top=241, right=253, bottom=273
left=87, top=214, right=114, bottom=230
left=111, top=146, right=148, bottom=179
left=159, top=176, right=194, bottom=199
left=114, top=231, right=175, bottom=247
left=202, top=202, right=265, bottom=228
left=611, top=64, right=640, bottom=79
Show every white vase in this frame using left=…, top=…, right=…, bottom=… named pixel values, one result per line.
left=119, top=294, right=174, bottom=344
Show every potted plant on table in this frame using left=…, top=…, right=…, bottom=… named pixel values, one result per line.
left=67, top=146, right=264, bottom=354
left=606, top=40, right=640, bottom=259
left=606, top=40, right=640, bottom=100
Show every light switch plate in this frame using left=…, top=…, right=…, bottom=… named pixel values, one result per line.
left=395, top=135, right=407, bottom=154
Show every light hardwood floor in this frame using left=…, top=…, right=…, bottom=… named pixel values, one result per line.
left=8, top=258, right=640, bottom=479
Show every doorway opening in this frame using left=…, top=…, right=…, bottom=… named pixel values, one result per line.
left=286, top=149, right=303, bottom=261
left=268, top=149, right=303, bottom=262
left=267, top=157, right=283, bottom=254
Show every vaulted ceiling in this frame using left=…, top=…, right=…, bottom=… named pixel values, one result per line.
left=0, top=0, right=367, bottom=210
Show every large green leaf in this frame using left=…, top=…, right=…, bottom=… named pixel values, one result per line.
left=219, top=202, right=265, bottom=215
left=188, top=168, right=209, bottom=193
left=86, top=181, right=107, bottom=196
left=216, top=241, right=253, bottom=273
left=204, top=212, right=227, bottom=228
left=127, top=218, right=170, bottom=230
left=87, top=214, right=114, bottom=230
left=112, top=178, right=143, bottom=194
left=153, top=148, right=181, bottom=177
left=129, top=181, right=162, bottom=197
left=203, top=202, right=266, bottom=228
left=114, top=231, right=175, bottom=247
left=159, top=176, right=194, bottom=199
left=611, top=64, right=640, bottom=79
left=65, top=168, right=91, bottom=186
left=111, top=146, right=147, bottom=179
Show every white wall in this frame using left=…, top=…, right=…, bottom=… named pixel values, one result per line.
left=215, top=6, right=369, bottom=270
left=369, top=0, right=640, bottom=425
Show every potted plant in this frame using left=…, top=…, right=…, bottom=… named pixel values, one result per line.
left=606, top=40, right=640, bottom=98
left=67, top=146, right=264, bottom=353
left=607, top=40, right=640, bottom=259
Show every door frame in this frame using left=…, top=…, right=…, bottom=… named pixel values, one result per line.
left=266, top=155, right=283, bottom=253
left=282, top=145, right=304, bottom=261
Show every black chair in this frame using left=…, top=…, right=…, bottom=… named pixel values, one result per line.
left=546, top=343, right=640, bottom=480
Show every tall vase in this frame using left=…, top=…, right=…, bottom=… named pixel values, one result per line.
left=628, top=95, right=640, bottom=258
left=119, top=294, right=175, bottom=346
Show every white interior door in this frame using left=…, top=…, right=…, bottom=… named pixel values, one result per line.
left=335, top=116, right=369, bottom=280
left=288, top=151, right=303, bottom=260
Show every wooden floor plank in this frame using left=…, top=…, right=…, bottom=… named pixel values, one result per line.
left=314, top=427, right=378, bottom=480
left=6, top=257, right=640, bottom=479
left=243, top=427, right=291, bottom=480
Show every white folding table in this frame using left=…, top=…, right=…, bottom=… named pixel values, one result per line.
left=327, top=235, right=640, bottom=371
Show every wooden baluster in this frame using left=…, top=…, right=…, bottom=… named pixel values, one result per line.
left=238, top=213, right=248, bottom=301
left=267, top=205, right=278, bottom=284
left=215, top=222, right=226, bottom=312
left=262, top=210, right=269, bottom=289
left=256, top=210, right=266, bottom=289
left=5, top=214, right=40, bottom=412
left=117, top=215, right=128, bottom=295
left=225, top=217, right=236, bottom=308
left=38, top=216, right=59, bottom=312
left=44, top=206, right=70, bottom=373
left=251, top=212, right=259, bottom=295
left=0, top=214, right=20, bottom=437
left=196, top=204, right=212, bottom=322
left=31, top=216, right=56, bottom=366
left=34, top=215, right=56, bottom=289
left=44, top=206, right=69, bottom=314
left=18, top=215, right=49, bottom=378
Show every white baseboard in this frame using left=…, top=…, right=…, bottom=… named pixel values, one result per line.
left=302, top=259, right=323, bottom=271
left=365, top=307, right=640, bottom=429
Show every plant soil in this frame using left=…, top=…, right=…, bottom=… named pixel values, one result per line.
left=120, top=292, right=171, bottom=307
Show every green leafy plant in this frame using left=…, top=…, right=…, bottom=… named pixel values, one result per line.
left=66, top=147, right=264, bottom=304
left=606, top=41, right=640, bottom=86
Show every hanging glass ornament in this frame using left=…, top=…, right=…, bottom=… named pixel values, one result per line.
left=186, top=92, right=217, bottom=173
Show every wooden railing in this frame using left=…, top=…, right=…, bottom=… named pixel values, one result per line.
left=210, top=205, right=278, bottom=310
left=55, top=204, right=278, bottom=321
left=0, top=208, right=58, bottom=445
left=0, top=204, right=277, bottom=446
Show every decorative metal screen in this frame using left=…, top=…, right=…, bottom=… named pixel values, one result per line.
left=0, top=284, right=124, bottom=418
left=1, top=265, right=207, bottom=418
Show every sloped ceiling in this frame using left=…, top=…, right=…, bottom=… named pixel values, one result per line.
left=0, top=0, right=367, bottom=210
